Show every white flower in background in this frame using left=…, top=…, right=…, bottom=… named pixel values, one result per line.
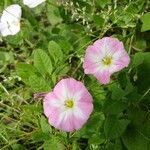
left=0, top=4, right=22, bottom=37
left=23, top=0, right=46, bottom=8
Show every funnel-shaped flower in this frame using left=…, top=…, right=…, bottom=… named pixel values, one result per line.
left=43, top=78, right=93, bottom=132
left=23, top=0, right=46, bottom=8
left=83, top=37, right=130, bottom=84
left=0, top=4, right=22, bottom=37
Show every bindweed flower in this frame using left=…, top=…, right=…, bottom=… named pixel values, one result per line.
left=23, top=0, right=46, bottom=8
left=43, top=78, right=93, bottom=132
left=0, top=4, right=22, bottom=37
left=83, top=37, right=130, bottom=84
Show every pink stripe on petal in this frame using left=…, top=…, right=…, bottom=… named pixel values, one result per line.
left=83, top=45, right=102, bottom=74
left=53, top=79, right=70, bottom=100
left=56, top=111, right=75, bottom=132
left=44, top=92, right=62, bottom=107
left=108, top=40, right=124, bottom=55
left=115, top=53, right=130, bottom=68
left=93, top=38, right=107, bottom=53
left=48, top=107, right=63, bottom=129
left=86, top=45, right=102, bottom=58
left=77, top=102, right=93, bottom=118
left=73, top=115, right=87, bottom=130
left=94, top=70, right=111, bottom=84
left=83, top=61, right=100, bottom=74
left=77, top=90, right=93, bottom=103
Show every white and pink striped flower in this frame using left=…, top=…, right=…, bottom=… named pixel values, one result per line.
left=43, top=78, right=93, bottom=132
left=83, top=37, right=130, bottom=84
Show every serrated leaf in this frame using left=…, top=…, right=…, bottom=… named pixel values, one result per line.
left=34, top=49, right=52, bottom=75
left=104, top=116, right=130, bottom=139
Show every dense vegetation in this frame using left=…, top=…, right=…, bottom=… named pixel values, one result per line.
left=0, top=0, right=150, bottom=149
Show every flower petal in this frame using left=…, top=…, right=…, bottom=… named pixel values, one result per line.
left=23, top=0, right=46, bottom=8
left=83, top=37, right=130, bottom=84
left=0, top=4, right=21, bottom=36
left=43, top=78, right=93, bottom=132
left=94, top=70, right=111, bottom=84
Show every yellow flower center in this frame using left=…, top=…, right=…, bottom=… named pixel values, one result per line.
left=102, top=56, right=112, bottom=65
left=65, top=100, right=74, bottom=108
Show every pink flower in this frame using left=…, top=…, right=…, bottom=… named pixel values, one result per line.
left=83, top=37, right=130, bottom=84
left=43, top=78, right=93, bottom=132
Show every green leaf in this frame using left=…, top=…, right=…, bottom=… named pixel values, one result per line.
left=117, top=71, right=128, bottom=89
left=122, top=118, right=150, bottom=150
left=76, top=112, right=105, bottom=138
left=103, top=99, right=127, bottom=115
left=96, top=0, right=111, bottom=8
left=135, top=52, right=150, bottom=93
left=48, top=41, right=63, bottom=63
left=11, top=144, right=25, bottom=150
left=32, top=131, right=50, bottom=142
left=29, top=75, right=50, bottom=92
left=109, top=83, right=124, bottom=100
left=16, top=63, right=38, bottom=84
left=88, top=133, right=105, bottom=145
left=132, top=52, right=144, bottom=67
left=93, top=15, right=104, bottom=27
left=43, top=136, right=65, bottom=150
left=40, top=116, right=52, bottom=133
left=6, top=31, right=23, bottom=46
left=104, top=116, right=130, bottom=139
left=141, top=12, right=150, bottom=32
left=46, top=2, right=62, bottom=26
left=106, top=139, right=122, bottom=150
left=34, top=49, right=53, bottom=75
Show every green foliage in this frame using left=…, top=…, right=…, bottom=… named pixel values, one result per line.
left=141, top=12, right=150, bottom=32
left=104, top=116, right=130, bottom=139
left=0, top=0, right=150, bottom=149
left=34, top=49, right=53, bottom=75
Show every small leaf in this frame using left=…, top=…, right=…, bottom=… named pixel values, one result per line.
left=43, top=136, right=65, bottom=150
left=48, top=41, right=63, bottom=63
left=46, top=2, right=62, bottom=26
left=32, top=131, right=50, bottom=142
left=104, top=116, right=130, bottom=139
left=96, top=0, right=111, bottom=8
left=88, top=134, right=105, bottom=145
left=109, top=83, right=124, bottom=100
left=16, top=63, right=38, bottom=84
left=103, top=99, right=127, bottom=115
left=34, top=49, right=52, bottom=75
left=40, top=116, right=52, bottom=133
left=29, top=75, right=50, bottom=92
left=141, top=12, right=150, bottom=32
left=132, top=52, right=144, bottom=67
